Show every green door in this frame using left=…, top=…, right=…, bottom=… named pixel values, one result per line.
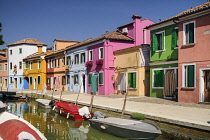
left=91, top=74, right=98, bottom=93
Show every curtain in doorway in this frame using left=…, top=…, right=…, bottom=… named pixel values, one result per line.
left=51, top=77, right=54, bottom=90
left=164, top=71, right=176, bottom=96
left=118, top=73, right=126, bottom=93
left=91, top=75, right=98, bottom=93
left=54, top=77, right=60, bottom=91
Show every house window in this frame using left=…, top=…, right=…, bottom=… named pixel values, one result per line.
left=30, top=77, right=33, bottom=85
left=51, top=59, right=54, bottom=68
left=99, top=72, right=103, bottom=85
left=74, top=74, right=78, bottom=84
left=4, top=64, right=7, bottom=71
left=88, top=73, right=92, bottom=84
left=183, top=21, right=195, bottom=45
left=19, top=77, right=22, bottom=84
left=66, top=56, right=71, bottom=65
left=67, top=75, right=70, bottom=84
left=30, top=62, right=33, bottom=70
left=47, top=59, right=50, bottom=68
left=153, top=70, right=164, bottom=88
left=38, top=60, right=41, bottom=69
left=172, top=27, right=178, bottom=48
left=152, top=31, right=165, bottom=51
left=19, top=62, right=22, bottom=69
left=47, top=77, right=51, bottom=86
left=89, top=50, right=93, bottom=61
left=74, top=54, right=79, bottom=64
left=57, top=58, right=60, bottom=67
left=81, top=53, right=85, bottom=63
left=0, top=64, right=2, bottom=71
left=38, top=76, right=41, bottom=84
left=99, top=47, right=104, bottom=59
left=182, top=64, right=195, bottom=88
left=62, top=57, right=65, bottom=66
left=0, top=77, right=2, bottom=84
left=10, top=62, right=12, bottom=70
left=19, top=48, right=22, bottom=54
left=10, top=50, right=12, bottom=55
left=62, top=76, right=66, bottom=85
left=54, top=59, right=57, bottom=67
left=25, top=61, right=28, bottom=69
left=10, top=77, right=13, bottom=83
left=128, top=72, right=137, bottom=88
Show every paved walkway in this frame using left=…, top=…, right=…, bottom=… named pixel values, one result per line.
left=2, top=89, right=210, bottom=131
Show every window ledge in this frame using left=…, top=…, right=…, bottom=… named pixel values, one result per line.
left=128, top=88, right=137, bottom=90
left=173, top=47, right=178, bottom=49
left=152, top=87, right=164, bottom=89
left=182, top=43, right=195, bottom=47
left=155, top=50, right=166, bottom=53
left=181, top=87, right=195, bottom=90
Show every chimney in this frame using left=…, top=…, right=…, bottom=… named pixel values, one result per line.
left=38, top=45, right=43, bottom=54
left=132, top=15, right=142, bottom=20
left=132, top=15, right=142, bottom=46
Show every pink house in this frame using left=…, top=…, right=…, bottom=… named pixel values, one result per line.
left=86, top=15, right=154, bottom=95
left=178, top=2, right=210, bottom=103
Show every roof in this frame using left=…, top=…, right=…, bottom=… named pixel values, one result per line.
left=147, top=1, right=210, bottom=28
left=23, top=50, right=53, bottom=60
left=66, top=30, right=134, bottom=50
left=7, top=38, right=47, bottom=47
left=54, top=39, right=80, bottom=43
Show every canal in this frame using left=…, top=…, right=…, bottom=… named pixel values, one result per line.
left=2, top=100, right=210, bottom=140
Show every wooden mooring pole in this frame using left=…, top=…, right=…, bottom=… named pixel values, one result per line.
left=121, top=84, right=129, bottom=117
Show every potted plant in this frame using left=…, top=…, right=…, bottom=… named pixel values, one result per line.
left=96, top=59, right=103, bottom=65
left=85, top=61, right=93, bottom=67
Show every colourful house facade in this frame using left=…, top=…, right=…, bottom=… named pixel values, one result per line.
left=7, top=38, right=47, bottom=90
left=177, top=2, right=210, bottom=103
left=86, top=15, right=154, bottom=95
left=147, top=22, right=178, bottom=99
left=114, top=45, right=150, bottom=96
left=0, top=50, right=8, bottom=89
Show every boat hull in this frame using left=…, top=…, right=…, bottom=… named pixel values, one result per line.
left=8, top=95, right=30, bottom=101
left=89, top=117, right=161, bottom=140
left=54, top=101, right=93, bottom=121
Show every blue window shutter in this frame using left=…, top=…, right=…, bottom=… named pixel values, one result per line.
left=152, top=34, right=158, bottom=51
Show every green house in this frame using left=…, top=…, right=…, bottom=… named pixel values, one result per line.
left=147, top=22, right=178, bottom=98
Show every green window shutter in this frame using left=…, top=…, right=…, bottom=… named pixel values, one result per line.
left=132, top=72, right=136, bottom=88
left=128, top=73, right=131, bottom=88
left=99, top=73, right=103, bottom=84
left=152, top=34, right=158, bottom=51
left=19, top=77, right=22, bottom=84
left=89, top=73, right=92, bottom=84
left=161, top=32, right=165, bottom=49
left=189, top=23, right=194, bottom=44
left=172, top=29, right=178, bottom=48
left=154, top=70, right=164, bottom=87
left=187, top=65, right=194, bottom=87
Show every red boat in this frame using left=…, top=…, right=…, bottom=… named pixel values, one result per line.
left=0, top=112, right=47, bottom=140
left=54, top=101, right=93, bottom=120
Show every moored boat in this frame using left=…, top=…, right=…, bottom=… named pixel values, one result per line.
left=0, top=112, right=47, bottom=140
left=89, top=117, right=162, bottom=140
left=53, top=101, right=93, bottom=120
left=8, top=94, right=30, bottom=101
left=36, top=99, right=51, bottom=108
left=0, top=101, right=7, bottom=113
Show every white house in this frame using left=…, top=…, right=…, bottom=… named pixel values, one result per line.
left=7, top=38, right=47, bottom=89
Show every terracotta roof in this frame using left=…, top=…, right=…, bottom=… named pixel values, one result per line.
left=7, top=38, right=47, bottom=47
left=147, top=2, right=210, bottom=28
left=66, top=30, right=134, bottom=50
left=23, top=50, right=53, bottom=60
left=0, top=55, right=7, bottom=61
left=54, top=39, right=80, bottom=43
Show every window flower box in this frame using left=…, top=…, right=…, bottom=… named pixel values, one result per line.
left=96, top=59, right=103, bottom=65
left=85, top=61, right=93, bottom=67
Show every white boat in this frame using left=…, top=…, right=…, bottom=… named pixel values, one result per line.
left=0, top=112, right=47, bottom=140
left=36, top=99, right=51, bottom=108
left=89, top=117, right=162, bottom=140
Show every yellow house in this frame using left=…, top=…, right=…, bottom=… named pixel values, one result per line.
left=114, top=45, right=150, bottom=96
left=23, top=48, right=53, bottom=90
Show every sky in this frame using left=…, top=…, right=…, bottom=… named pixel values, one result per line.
left=0, top=0, right=207, bottom=49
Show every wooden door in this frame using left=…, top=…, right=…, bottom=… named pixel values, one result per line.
left=14, top=78, right=17, bottom=89
left=204, top=70, right=210, bottom=102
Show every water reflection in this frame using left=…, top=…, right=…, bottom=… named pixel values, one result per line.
left=5, top=101, right=123, bottom=140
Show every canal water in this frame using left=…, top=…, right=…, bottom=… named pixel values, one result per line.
left=2, top=100, right=210, bottom=140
